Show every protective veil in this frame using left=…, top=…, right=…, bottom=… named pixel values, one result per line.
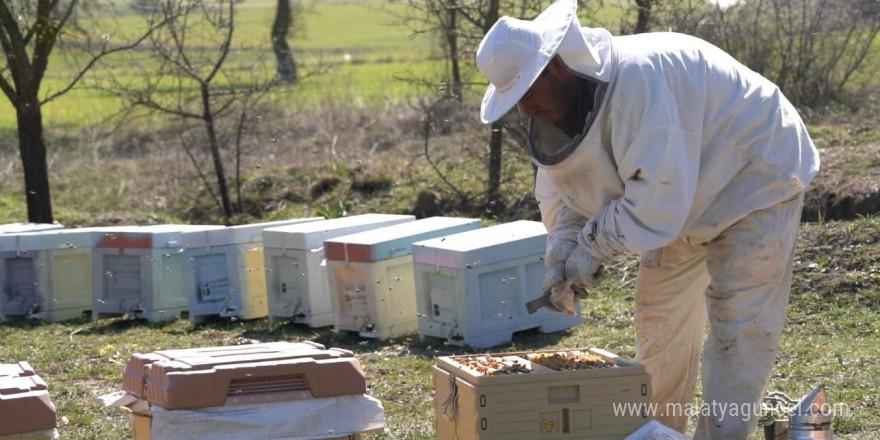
left=510, top=17, right=819, bottom=440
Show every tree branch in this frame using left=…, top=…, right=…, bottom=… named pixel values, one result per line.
left=421, top=97, right=468, bottom=201
left=0, top=0, right=32, bottom=86
left=179, top=131, right=221, bottom=209
left=204, top=0, right=235, bottom=84
left=42, top=14, right=171, bottom=104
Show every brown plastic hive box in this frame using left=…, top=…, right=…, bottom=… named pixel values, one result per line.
left=433, top=348, right=652, bottom=440
left=0, top=362, right=57, bottom=436
left=123, top=341, right=367, bottom=409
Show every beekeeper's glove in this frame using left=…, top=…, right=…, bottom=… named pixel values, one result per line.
left=564, top=245, right=603, bottom=295
left=542, top=232, right=577, bottom=294
left=540, top=241, right=604, bottom=315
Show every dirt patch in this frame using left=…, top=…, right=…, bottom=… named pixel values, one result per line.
left=802, top=142, right=880, bottom=221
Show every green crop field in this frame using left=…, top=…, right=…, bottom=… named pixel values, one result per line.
left=0, top=0, right=440, bottom=129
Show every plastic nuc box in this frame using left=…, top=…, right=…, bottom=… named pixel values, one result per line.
left=0, top=223, right=63, bottom=234
left=325, top=217, right=483, bottom=340
left=412, top=220, right=581, bottom=349
left=262, top=214, right=415, bottom=328
left=181, top=218, right=324, bottom=323
left=91, top=225, right=225, bottom=322
left=0, top=227, right=132, bottom=322
left=432, top=348, right=652, bottom=440
left=121, top=342, right=382, bottom=440
left=0, top=362, right=57, bottom=439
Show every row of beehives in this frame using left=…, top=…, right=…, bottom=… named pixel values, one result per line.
left=0, top=215, right=580, bottom=348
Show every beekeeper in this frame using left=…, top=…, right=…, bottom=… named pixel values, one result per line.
left=475, top=0, right=819, bottom=438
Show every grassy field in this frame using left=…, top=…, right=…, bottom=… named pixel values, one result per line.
left=0, top=217, right=877, bottom=439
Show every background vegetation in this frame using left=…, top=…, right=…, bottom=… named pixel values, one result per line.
left=0, top=0, right=878, bottom=439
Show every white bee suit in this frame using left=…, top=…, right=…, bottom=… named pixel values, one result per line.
left=522, top=26, right=820, bottom=439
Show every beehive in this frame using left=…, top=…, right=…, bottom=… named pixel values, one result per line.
left=261, top=214, right=415, bottom=328
left=325, top=217, right=483, bottom=340
left=91, top=224, right=225, bottom=322
left=0, top=227, right=134, bottom=322
left=0, top=223, right=63, bottom=234
left=0, top=362, right=57, bottom=440
left=122, top=341, right=384, bottom=440
left=433, top=348, right=652, bottom=440
left=182, top=218, right=324, bottom=323
left=412, top=220, right=581, bottom=349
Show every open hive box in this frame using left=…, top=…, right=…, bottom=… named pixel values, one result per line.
left=434, top=348, right=652, bottom=440
left=119, top=341, right=384, bottom=440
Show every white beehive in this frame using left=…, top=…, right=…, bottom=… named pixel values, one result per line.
left=91, top=225, right=225, bottom=322
left=182, top=218, right=324, bottom=324
left=0, top=223, right=63, bottom=234
left=325, top=217, right=483, bottom=340
left=0, top=227, right=129, bottom=322
left=262, top=214, right=415, bottom=328
left=412, top=220, right=581, bottom=349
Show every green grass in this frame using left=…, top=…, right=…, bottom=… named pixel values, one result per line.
left=0, top=218, right=877, bottom=439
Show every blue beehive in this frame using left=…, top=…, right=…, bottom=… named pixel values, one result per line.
left=412, top=220, right=581, bottom=349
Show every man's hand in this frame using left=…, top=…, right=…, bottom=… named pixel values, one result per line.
left=565, top=246, right=603, bottom=296
left=534, top=246, right=603, bottom=315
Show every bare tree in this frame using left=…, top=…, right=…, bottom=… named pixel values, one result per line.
left=0, top=1, right=163, bottom=223
left=106, top=0, right=274, bottom=224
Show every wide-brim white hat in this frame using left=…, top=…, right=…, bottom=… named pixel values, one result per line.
left=476, top=0, right=578, bottom=124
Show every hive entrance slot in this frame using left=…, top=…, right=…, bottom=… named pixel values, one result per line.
left=227, top=374, right=309, bottom=396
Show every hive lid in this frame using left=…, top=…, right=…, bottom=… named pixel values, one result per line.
left=93, top=224, right=224, bottom=250
left=0, top=234, right=16, bottom=252
left=412, top=220, right=546, bottom=269
left=435, top=347, right=647, bottom=386
left=325, top=217, right=482, bottom=263
left=0, top=223, right=63, bottom=234
left=179, top=218, right=326, bottom=249
left=0, top=363, right=57, bottom=435
left=0, top=361, right=36, bottom=379
left=261, top=214, right=415, bottom=250
left=13, top=226, right=131, bottom=252
left=123, top=341, right=368, bottom=410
